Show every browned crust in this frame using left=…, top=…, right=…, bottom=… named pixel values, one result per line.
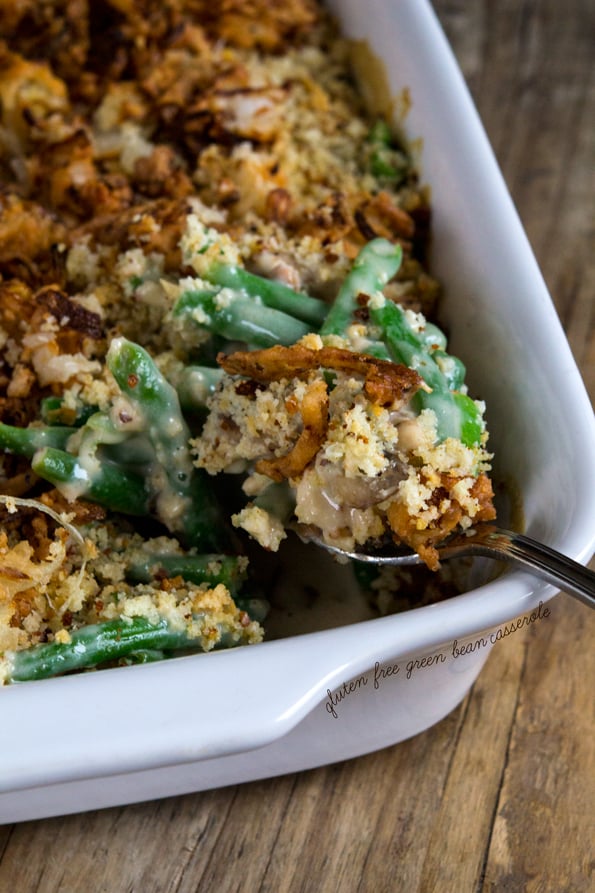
left=386, top=472, right=497, bottom=570
left=217, top=344, right=422, bottom=407
left=35, top=285, right=103, bottom=339
left=255, top=377, right=329, bottom=481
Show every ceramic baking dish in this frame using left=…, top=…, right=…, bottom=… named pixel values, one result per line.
left=1, top=0, right=594, bottom=823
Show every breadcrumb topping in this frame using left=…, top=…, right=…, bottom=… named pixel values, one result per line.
left=0, top=1, right=494, bottom=675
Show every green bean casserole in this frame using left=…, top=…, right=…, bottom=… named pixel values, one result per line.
left=0, top=0, right=495, bottom=683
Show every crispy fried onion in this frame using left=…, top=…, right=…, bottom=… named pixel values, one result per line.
left=255, top=377, right=329, bottom=482
left=217, top=343, right=422, bottom=408
left=386, top=472, right=497, bottom=571
left=0, top=494, right=91, bottom=586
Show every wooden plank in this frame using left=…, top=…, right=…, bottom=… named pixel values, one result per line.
left=482, top=592, right=595, bottom=892
left=0, top=788, right=238, bottom=891
left=417, top=629, right=530, bottom=892
left=256, top=709, right=465, bottom=893
left=438, top=0, right=595, bottom=400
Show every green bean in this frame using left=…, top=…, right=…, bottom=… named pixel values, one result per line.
left=74, top=410, right=150, bottom=464
left=3, top=615, right=244, bottom=683
left=413, top=390, right=484, bottom=447
left=380, top=334, right=446, bottom=391
left=368, top=297, right=428, bottom=349
left=367, top=297, right=447, bottom=359
left=127, top=553, right=247, bottom=595
left=31, top=447, right=150, bottom=515
left=367, top=119, right=409, bottom=184
left=417, top=322, right=448, bottom=351
left=320, top=239, right=403, bottom=337
left=106, top=337, right=227, bottom=549
left=368, top=298, right=483, bottom=447
left=453, top=393, right=485, bottom=447
left=40, top=396, right=98, bottom=427
left=165, top=364, right=224, bottom=412
left=412, top=378, right=483, bottom=448
left=186, top=471, right=234, bottom=551
left=0, top=422, right=77, bottom=459
left=201, top=262, right=328, bottom=327
left=98, top=433, right=156, bottom=471
left=364, top=302, right=481, bottom=445
left=124, top=649, right=166, bottom=665
left=433, top=349, right=467, bottom=391
left=174, top=287, right=310, bottom=348
left=253, top=480, right=295, bottom=525
left=69, top=413, right=155, bottom=493
left=234, top=596, right=269, bottom=623
left=361, top=340, right=393, bottom=361
left=39, top=396, right=64, bottom=423
left=107, top=336, right=197, bottom=490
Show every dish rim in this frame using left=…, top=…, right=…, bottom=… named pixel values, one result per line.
left=1, top=0, right=594, bottom=798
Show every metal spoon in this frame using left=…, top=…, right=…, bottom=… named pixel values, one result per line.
left=294, top=523, right=595, bottom=609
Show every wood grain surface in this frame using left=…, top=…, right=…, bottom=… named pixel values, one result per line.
left=1, top=2, right=593, bottom=890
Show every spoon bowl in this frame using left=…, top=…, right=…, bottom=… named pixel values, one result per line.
left=294, top=524, right=595, bottom=609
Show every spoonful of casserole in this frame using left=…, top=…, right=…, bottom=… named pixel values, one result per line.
left=193, top=336, right=496, bottom=570
left=190, top=239, right=593, bottom=610
left=193, top=339, right=594, bottom=608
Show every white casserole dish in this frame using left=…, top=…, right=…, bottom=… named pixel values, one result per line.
left=1, top=0, right=594, bottom=823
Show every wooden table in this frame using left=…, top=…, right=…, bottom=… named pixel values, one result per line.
left=1, top=2, right=593, bottom=890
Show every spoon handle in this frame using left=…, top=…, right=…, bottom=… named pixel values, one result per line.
left=442, top=528, right=595, bottom=608
left=295, top=523, right=595, bottom=608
